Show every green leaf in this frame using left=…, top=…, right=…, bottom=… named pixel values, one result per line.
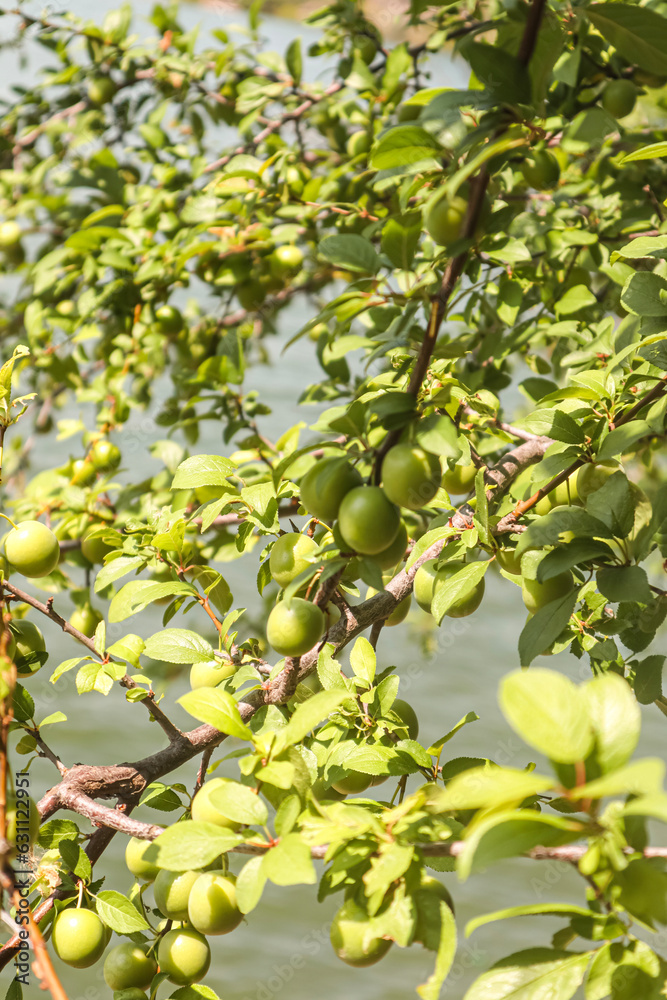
left=462, top=948, right=590, bottom=1000
left=109, top=580, right=194, bottom=622
left=570, top=758, right=664, bottom=800
left=177, top=688, right=253, bottom=740
left=144, top=628, right=215, bottom=664
left=381, top=213, right=421, bottom=270
left=94, top=555, right=146, bottom=593
left=621, top=272, right=667, bottom=317
left=4, top=980, right=22, bottom=1000
left=463, top=41, right=530, bottom=105
left=597, top=420, right=651, bottom=460
left=171, top=454, right=235, bottom=489
left=458, top=811, right=583, bottom=880
left=436, top=766, right=555, bottom=811
left=318, top=235, right=381, bottom=274
left=554, top=285, right=597, bottom=317
left=364, top=843, right=414, bottom=900
left=427, top=711, right=479, bottom=755
left=586, top=939, right=667, bottom=1000
left=285, top=38, right=302, bottom=86
left=209, top=780, right=268, bottom=825
left=349, top=636, right=376, bottom=685
left=500, top=669, right=594, bottom=764
left=431, top=561, right=488, bottom=625
left=417, top=901, right=457, bottom=1000
left=587, top=3, right=667, bottom=76
left=59, top=840, right=92, bottom=882
left=95, top=890, right=150, bottom=933
left=262, top=833, right=316, bottom=885
left=638, top=338, right=667, bottom=370
left=279, top=689, right=349, bottom=747
left=584, top=672, right=640, bottom=773
left=518, top=590, right=577, bottom=665
left=415, top=413, right=461, bottom=460
left=622, top=143, right=667, bottom=164
left=148, top=821, right=241, bottom=871
left=597, top=566, right=652, bottom=604
left=37, top=819, right=79, bottom=849
left=466, top=902, right=595, bottom=939
left=631, top=654, right=664, bottom=705
left=235, top=854, right=267, bottom=913
left=370, top=126, right=441, bottom=170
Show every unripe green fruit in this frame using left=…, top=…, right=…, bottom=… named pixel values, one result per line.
left=81, top=527, right=116, bottom=564
left=331, top=772, right=372, bottom=795
left=337, top=486, right=401, bottom=556
left=70, top=605, right=103, bottom=638
left=125, top=836, right=160, bottom=882
left=520, top=551, right=573, bottom=613
left=496, top=546, right=522, bottom=575
left=330, top=898, right=392, bottom=967
left=311, top=777, right=345, bottom=801
left=269, top=245, right=304, bottom=278
left=602, top=79, right=637, bottom=119
left=157, top=927, right=211, bottom=985
left=534, top=478, right=580, bottom=515
left=69, top=458, right=96, bottom=486
left=104, top=942, right=157, bottom=990
left=88, top=76, right=116, bottom=106
left=365, top=587, right=411, bottom=626
left=425, top=194, right=468, bottom=247
left=190, top=657, right=236, bottom=689
left=323, top=602, right=341, bottom=629
left=9, top=619, right=45, bottom=676
left=346, top=130, right=370, bottom=158
left=5, top=521, right=60, bottom=578
left=442, top=462, right=477, bottom=495
left=0, top=221, right=21, bottom=247
left=90, top=439, right=121, bottom=472
left=191, top=777, right=241, bottom=830
left=269, top=532, right=319, bottom=588
left=154, top=868, right=200, bottom=920
left=113, top=991, right=147, bottom=1000
left=266, top=598, right=325, bottom=657
left=576, top=461, right=620, bottom=501
left=154, top=304, right=183, bottom=336
left=370, top=520, right=408, bottom=571
left=52, top=908, right=107, bottom=969
left=521, top=150, right=561, bottom=191
left=300, top=458, right=362, bottom=522
left=414, top=559, right=485, bottom=618
left=392, top=698, right=419, bottom=740
left=382, top=444, right=441, bottom=510
left=187, top=870, right=242, bottom=935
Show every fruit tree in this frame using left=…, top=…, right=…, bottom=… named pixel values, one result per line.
left=1, top=0, right=667, bottom=997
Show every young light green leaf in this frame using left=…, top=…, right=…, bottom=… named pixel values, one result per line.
left=261, top=833, right=316, bottom=886
left=462, top=947, right=590, bottom=1000
left=95, top=890, right=150, bottom=933
left=177, top=688, right=253, bottom=740
left=147, top=821, right=241, bottom=871
left=500, top=669, right=594, bottom=764
left=144, top=628, right=215, bottom=664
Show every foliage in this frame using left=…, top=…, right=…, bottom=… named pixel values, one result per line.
left=0, top=0, right=667, bottom=995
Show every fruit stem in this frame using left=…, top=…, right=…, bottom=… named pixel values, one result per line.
left=0, top=513, right=17, bottom=530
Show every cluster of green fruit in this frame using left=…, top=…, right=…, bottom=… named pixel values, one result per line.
left=499, top=461, right=622, bottom=614
left=52, top=783, right=245, bottom=990
left=261, top=446, right=493, bottom=657
left=263, top=444, right=471, bottom=657
left=63, top=437, right=122, bottom=489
